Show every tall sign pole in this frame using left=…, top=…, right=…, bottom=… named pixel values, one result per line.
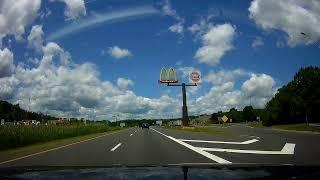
left=159, top=68, right=200, bottom=126
left=182, top=83, right=188, bottom=123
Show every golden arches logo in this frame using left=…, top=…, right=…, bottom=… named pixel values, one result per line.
left=159, top=67, right=178, bottom=83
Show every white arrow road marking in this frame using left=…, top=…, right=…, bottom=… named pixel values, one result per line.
left=179, top=139, right=259, bottom=145
left=110, top=143, right=122, bottom=151
left=200, top=143, right=295, bottom=155
left=150, top=128, right=231, bottom=164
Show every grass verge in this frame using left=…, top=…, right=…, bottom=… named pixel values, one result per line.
left=272, top=123, right=320, bottom=132
left=0, top=128, right=124, bottom=163
left=248, top=121, right=264, bottom=128
left=196, top=123, right=233, bottom=128
left=164, top=126, right=238, bottom=136
left=0, top=124, right=121, bottom=150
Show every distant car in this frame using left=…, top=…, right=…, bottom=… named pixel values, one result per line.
left=141, top=123, right=149, bottom=129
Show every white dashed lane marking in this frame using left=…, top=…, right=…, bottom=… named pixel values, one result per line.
left=110, top=143, right=122, bottom=152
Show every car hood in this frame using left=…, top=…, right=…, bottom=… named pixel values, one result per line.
left=1, top=164, right=320, bottom=180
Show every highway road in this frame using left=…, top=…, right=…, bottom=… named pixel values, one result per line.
left=1, top=124, right=320, bottom=167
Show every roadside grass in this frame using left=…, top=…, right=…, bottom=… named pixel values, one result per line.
left=272, top=123, right=320, bottom=132
left=248, top=121, right=264, bottom=128
left=247, top=121, right=320, bottom=133
left=0, top=129, right=123, bottom=162
left=164, top=126, right=238, bottom=136
left=196, top=123, right=232, bottom=128
left=0, top=124, right=121, bottom=151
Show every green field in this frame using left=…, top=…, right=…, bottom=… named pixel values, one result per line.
left=248, top=122, right=320, bottom=133
left=164, top=126, right=238, bottom=136
left=0, top=124, right=121, bottom=150
left=272, top=124, right=320, bottom=132
left=248, top=121, right=265, bottom=128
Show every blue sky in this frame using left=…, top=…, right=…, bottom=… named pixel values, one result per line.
left=0, top=0, right=319, bottom=120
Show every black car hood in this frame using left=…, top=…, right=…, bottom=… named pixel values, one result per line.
left=1, top=164, right=320, bottom=180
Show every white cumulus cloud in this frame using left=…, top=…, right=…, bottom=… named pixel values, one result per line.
left=27, top=25, right=44, bottom=51
left=0, top=48, right=15, bottom=78
left=161, top=0, right=185, bottom=35
left=204, top=69, right=250, bottom=85
left=188, top=18, right=212, bottom=36
left=242, top=74, right=275, bottom=98
left=252, top=36, right=264, bottom=48
left=249, top=0, right=320, bottom=47
left=0, top=0, right=41, bottom=42
left=117, top=78, right=134, bottom=89
left=194, top=23, right=236, bottom=65
left=0, top=76, right=19, bottom=100
left=108, top=46, right=132, bottom=59
left=41, top=42, right=71, bottom=67
left=193, top=72, right=276, bottom=114
left=60, top=0, right=86, bottom=20
left=169, top=23, right=184, bottom=34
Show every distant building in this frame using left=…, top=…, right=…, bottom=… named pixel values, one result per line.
left=173, top=120, right=182, bottom=126
left=48, top=117, right=70, bottom=125
left=17, top=120, right=40, bottom=125
left=156, top=120, right=162, bottom=126
left=217, top=117, right=223, bottom=124
left=58, top=117, right=70, bottom=121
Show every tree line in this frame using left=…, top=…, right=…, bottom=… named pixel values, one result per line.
left=210, top=66, right=320, bottom=126
left=0, top=101, right=56, bottom=122
left=210, top=106, right=262, bottom=123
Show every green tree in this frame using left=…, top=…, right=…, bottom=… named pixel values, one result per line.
left=227, top=108, right=242, bottom=122
left=263, top=66, right=320, bottom=126
left=0, top=100, right=56, bottom=122
left=243, top=106, right=255, bottom=122
left=210, top=113, right=219, bottom=123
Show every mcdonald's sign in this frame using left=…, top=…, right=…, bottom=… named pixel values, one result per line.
left=158, top=67, right=178, bottom=83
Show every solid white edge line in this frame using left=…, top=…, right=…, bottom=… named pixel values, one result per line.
left=110, top=143, right=122, bottom=151
left=150, top=128, right=232, bottom=164
left=179, top=139, right=259, bottom=145
left=0, top=130, right=126, bottom=165
left=199, top=143, right=295, bottom=155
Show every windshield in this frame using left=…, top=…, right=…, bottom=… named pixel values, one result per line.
left=0, top=0, right=320, bottom=177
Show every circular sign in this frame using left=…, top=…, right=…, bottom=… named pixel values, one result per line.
left=190, top=72, right=200, bottom=82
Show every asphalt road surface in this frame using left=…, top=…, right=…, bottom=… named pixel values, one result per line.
left=1, top=124, right=320, bottom=167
